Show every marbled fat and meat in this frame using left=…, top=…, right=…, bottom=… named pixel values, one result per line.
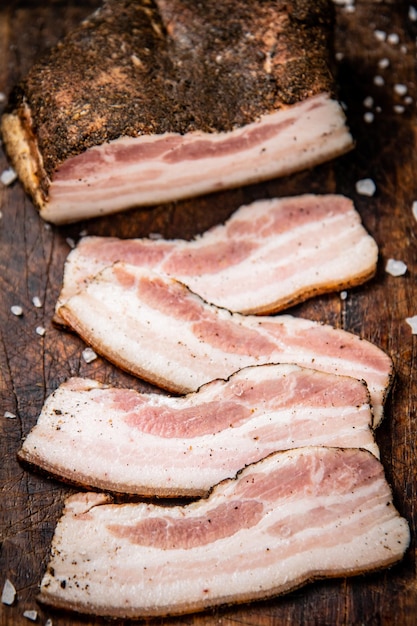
left=18, top=364, right=378, bottom=497
left=38, top=447, right=410, bottom=619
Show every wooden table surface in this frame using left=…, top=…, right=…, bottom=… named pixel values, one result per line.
left=1, top=1, right=416, bottom=624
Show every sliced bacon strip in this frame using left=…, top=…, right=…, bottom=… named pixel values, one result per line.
left=38, top=447, right=410, bottom=619
left=58, top=265, right=393, bottom=425
left=18, top=365, right=378, bottom=497
left=55, top=194, right=378, bottom=318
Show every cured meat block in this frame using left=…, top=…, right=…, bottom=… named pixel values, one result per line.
left=18, top=365, right=378, bottom=497
left=57, top=265, right=393, bottom=425
left=38, top=447, right=410, bottom=619
left=0, top=0, right=353, bottom=223
left=55, top=194, right=378, bottom=317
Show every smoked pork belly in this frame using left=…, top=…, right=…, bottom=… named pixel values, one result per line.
left=57, top=265, right=393, bottom=425
left=38, top=447, right=410, bottom=619
left=18, top=365, right=378, bottom=497
left=0, top=0, right=352, bottom=224
left=55, top=194, right=378, bottom=318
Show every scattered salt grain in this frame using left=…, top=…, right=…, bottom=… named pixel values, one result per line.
left=1, top=579, right=16, bottom=605
left=394, top=105, right=405, bottom=114
left=4, top=411, right=16, bottom=419
left=36, top=326, right=46, bottom=336
left=373, top=75, right=385, bottom=87
left=340, top=291, right=348, bottom=300
left=406, top=315, right=417, bottom=334
left=374, top=30, right=386, bottom=42
left=364, top=112, right=374, bottom=123
left=149, top=232, right=163, bottom=240
left=32, top=296, right=42, bottom=308
left=335, top=51, right=344, bottom=62
left=66, top=237, right=75, bottom=249
left=412, top=200, right=417, bottom=221
left=1, top=167, right=17, bottom=186
left=355, top=178, right=376, bottom=197
left=11, top=305, right=23, bottom=316
left=378, top=58, right=390, bottom=69
left=387, top=32, right=400, bottom=45
left=404, top=96, right=413, bottom=105
left=45, top=620, right=53, bottom=626
left=385, top=259, right=407, bottom=276
left=82, top=347, right=97, bottom=363
left=363, top=96, right=374, bottom=108
left=394, top=83, right=408, bottom=96
left=0, top=92, right=6, bottom=103
left=409, top=6, right=417, bottom=21
left=79, top=229, right=88, bottom=237
left=23, top=609, right=38, bottom=621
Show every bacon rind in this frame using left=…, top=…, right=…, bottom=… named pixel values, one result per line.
left=18, top=365, right=379, bottom=497
left=38, top=447, right=410, bottom=619
left=57, top=265, right=393, bottom=426
left=55, top=194, right=378, bottom=318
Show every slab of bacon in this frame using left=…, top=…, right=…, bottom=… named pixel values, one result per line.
left=55, top=194, right=378, bottom=318
left=18, top=365, right=378, bottom=497
left=0, top=0, right=352, bottom=223
left=38, top=446, right=410, bottom=619
left=57, top=265, right=392, bottom=425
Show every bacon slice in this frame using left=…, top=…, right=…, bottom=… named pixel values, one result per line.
left=58, top=265, right=392, bottom=426
left=55, top=194, right=378, bottom=318
left=0, top=0, right=352, bottom=223
left=38, top=447, right=410, bottom=619
left=18, top=365, right=378, bottom=497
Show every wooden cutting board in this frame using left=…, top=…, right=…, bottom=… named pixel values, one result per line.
left=1, top=2, right=416, bottom=624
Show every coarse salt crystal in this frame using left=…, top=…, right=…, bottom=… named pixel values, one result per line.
left=388, top=32, right=400, bottom=44
left=32, top=296, right=42, bottom=308
left=1, top=168, right=17, bottom=186
left=394, top=83, right=408, bottom=96
left=335, top=51, right=344, bottom=61
left=409, top=6, right=417, bottom=21
left=23, top=610, right=38, bottom=621
left=363, top=96, right=374, bottom=108
left=374, top=30, right=386, bottom=42
left=36, top=326, right=46, bottom=336
left=66, top=237, right=75, bottom=249
left=373, top=75, right=384, bottom=86
left=412, top=200, right=417, bottom=221
left=385, top=259, right=407, bottom=276
left=340, top=291, right=348, bottom=300
left=406, top=315, right=417, bottom=334
left=0, top=92, right=6, bottom=103
left=355, top=178, right=376, bottom=196
left=1, top=579, right=16, bottom=605
left=82, top=347, right=97, bottom=363
left=11, top=305, right=23, bottom=316
left=364, top=112, right=374, bottom=123
left=149, top=232, right=163, bottom=240
left=4, top=411, right=16, bottom=419
left=394, top=105, right=405, bottom=114
left=45, top=620, right=53, bottom=626
left=378, top=58, right=390, bottom=69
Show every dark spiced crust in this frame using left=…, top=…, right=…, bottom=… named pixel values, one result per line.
left=5, top=0, right=336, bottom=179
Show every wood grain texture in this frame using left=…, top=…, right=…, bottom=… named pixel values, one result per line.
left=0, top=1, right=416, bottom=625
